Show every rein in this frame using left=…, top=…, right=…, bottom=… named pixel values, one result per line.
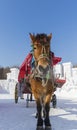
left=37, top=53, right=49, bottom=62
left=31, top=68, right=50, bottom=87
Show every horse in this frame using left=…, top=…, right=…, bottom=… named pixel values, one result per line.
left=29, top=33, right=54, bottom=130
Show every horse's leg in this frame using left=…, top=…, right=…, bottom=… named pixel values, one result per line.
left=44, top=95, right=52, bottom=130
left=36, top=100, right=43, bottom=130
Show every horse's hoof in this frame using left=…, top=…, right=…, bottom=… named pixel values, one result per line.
left=36, top=126, right=43, bottom=130
left=45, top=126, right=52, bottom=130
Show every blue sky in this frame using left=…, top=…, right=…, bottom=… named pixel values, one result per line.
left=0, top=0, right=77, bottom=67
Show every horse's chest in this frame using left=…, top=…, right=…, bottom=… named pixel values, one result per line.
left=30, top=78, right=53, bottom=95
left=33, top=84, right=52, bottom=95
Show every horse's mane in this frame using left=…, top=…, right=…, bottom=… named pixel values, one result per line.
left=35, top=33, right=47, bottom=39
left=34, top=33, right=50, bottom=43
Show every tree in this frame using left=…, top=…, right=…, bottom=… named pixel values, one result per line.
left=0, top=67, right=10, bottom=79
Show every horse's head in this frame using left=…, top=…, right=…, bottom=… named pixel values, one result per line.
left=30, top=33, right=52, bottom=80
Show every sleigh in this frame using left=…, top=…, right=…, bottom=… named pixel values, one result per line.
left=56, top=78, right=66, bottom=88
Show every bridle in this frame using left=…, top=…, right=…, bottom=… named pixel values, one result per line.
left=37, top=45, right=50, bottom=63
left=31, top=43, right=53, bottom=87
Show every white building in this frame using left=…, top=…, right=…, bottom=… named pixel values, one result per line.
left=53, top=64, right=63, bottom=78
left=62, top=62, right=72, bottom=78
left=72, top=68, right=77, bottom=77
left=72, top=68, right=77, bottom=85
left=0, top=67, right=19, bottom=94
left=0, top=62, right=77, bottom=95
left=7, top=68, right=19, bottom=82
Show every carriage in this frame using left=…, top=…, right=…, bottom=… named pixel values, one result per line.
left=15, top=33, right=66, bottom=130
left=15, top=74, right=66, bottom=108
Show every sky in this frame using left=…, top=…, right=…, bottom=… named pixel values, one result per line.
left=0, top=0, right=77, bottom=67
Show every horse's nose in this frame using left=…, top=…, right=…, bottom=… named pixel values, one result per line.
left=39, top=65, right=49, bottom=73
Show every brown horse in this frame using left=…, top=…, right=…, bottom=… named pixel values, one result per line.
left=29, top=33, right=54, bottom=130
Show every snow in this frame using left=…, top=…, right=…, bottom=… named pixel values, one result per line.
left=0, top=94, right=77, bottom=130
left=0, top=66, right=77, bottom=130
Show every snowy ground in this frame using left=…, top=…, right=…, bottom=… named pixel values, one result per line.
left=0, top=94, right=77, bottom=130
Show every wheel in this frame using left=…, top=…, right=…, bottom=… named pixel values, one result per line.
left=52, top=94, right=57, bottom=108
left=15, top=86, right=18, bottom=103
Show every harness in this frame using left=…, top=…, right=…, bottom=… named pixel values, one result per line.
left=31, top=44, right=54, bottom=87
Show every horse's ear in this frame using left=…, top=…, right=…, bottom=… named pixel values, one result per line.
left=29, top=33, right=35, bottom=42
left=48, top=33, right=52, bottom=40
